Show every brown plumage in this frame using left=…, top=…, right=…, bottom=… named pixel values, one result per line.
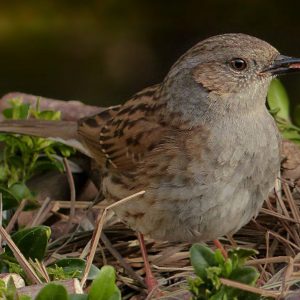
left=1, top=33, right=300, bottom=243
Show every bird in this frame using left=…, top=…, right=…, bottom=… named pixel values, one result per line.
left=1, top=33, right=300, bottom=292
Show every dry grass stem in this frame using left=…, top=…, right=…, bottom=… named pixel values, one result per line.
left=6, top=199, right=27, bottom=233
left=63, top=157, right=76, bottom=230
left=220, top=278, right=280, bottom=298
left=30, top=197, right=51, bottom=227
left=80, top=190, right=145, bottom=287
left=0, top=226, right=42, bottom=284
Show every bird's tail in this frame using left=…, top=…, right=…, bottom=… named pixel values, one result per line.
left=0, top=120, right=91, bottom=156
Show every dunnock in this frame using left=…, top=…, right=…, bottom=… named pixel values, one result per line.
left=2, top=33, right=300, bottom=291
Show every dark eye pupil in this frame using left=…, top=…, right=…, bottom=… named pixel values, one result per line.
left=230, top=58, right=247, bottom=71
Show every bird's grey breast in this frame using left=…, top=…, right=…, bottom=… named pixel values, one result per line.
left=188, top=108, right=281, bottom=240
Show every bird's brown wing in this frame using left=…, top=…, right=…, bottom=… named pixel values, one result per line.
left=78, top=85, right=168, bottom=171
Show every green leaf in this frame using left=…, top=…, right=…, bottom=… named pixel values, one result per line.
left=267, top=78, right=290, bottom=121
left=0, top=278, right=6, bottom=290
left=209, top=288, right=227, bottom=300
left=223, top=259, right=233, bottom=277
left=229, top=266, right=259, bottom=285
left=57, top=144, right=75, bottom=157
left=0, top=98, right=76, bottom=207
left=214, top=249, right=225, bottom=265
left=50, top=258, right=100, bottom=280
left=282, top=129, right=300, bottom=141
left=88, top=265, right=121, bottom=300
left=9, top=183, right=33, bottom=202
left=9, top=226, right=51, bottom=260
left=19, top=295, right=32, bottom=300
left=2, top=183, right=36, bottom=209
left=188, top=245, right=261, bottom=299
left=0, top=185, right=21, bottom=210
left=35, top=283, right=69, bottom=300
left=18, top=103, right=31, bottom=119
left=228, top=248, right=257, bottom=267
left=5, top=276, right=18, bottom=300
left=3, top=100, right=30, bottom=120
left=226, top=266, right=261, bottom=300
left=31, top=159, right=63, bottom=173
left=190, top=244, right=217, bottom=278
left=0, top=258, right=25, bottom=277
left=0, top=164, right=8, bottom=181
left=33, top=158, right=64, bottom=172
left=206, top=266, right=222, bottom=289
left=69, top=295, right=88, bottom=300
left=188, top=276, right=204, bottom=298
left=34, top=110, right=61, bottom=121
left=2, top=108, right=13, bottom=119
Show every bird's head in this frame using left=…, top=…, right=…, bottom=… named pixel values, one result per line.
left=163, top=33, right=300, bottom=121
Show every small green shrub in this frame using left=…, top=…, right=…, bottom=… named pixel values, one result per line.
left=189, top=244, right=262, bottom=300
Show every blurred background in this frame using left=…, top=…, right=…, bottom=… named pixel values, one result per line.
left=0, top=0, right=300, bottom=111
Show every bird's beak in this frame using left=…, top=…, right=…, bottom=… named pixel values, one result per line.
left=262, top=55, right=300, bottom=75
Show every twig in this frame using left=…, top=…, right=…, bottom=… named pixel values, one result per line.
left=35, top=201, right=59, bottom=227
left=79, top=240, right=91, bottom=260
left=55, top=200, right=107, bottom=210
left=6, top=199, right=27, bottom=233
left=220, top=278, right=280, bottom=298
left=80, top=190, right=145, bottom=287
left=275, top=174, right=282, bottom=206
left=31, top=258, right=51, bottom=283
left=269, top=230, right=300, bottom=251
left=260, top=208, right=300, bottom=224
left=0, top=226, right=42, bottom=284
left=282, top=256, right=294, bottom=294
left=283, top=182, right=300, bottom=226
left=30, top=197, right=51, bottom=227
left=101, top=232, right=145, bottom=286
left=246, top=256, right=291, bottom=266
left=63, top=158, right=76, bottom=231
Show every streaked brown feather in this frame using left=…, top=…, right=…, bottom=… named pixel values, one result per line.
left=78, top=85, right=169, bottom=171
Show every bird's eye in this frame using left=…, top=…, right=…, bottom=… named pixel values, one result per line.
left=229, top=58, right=247, bottom=71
